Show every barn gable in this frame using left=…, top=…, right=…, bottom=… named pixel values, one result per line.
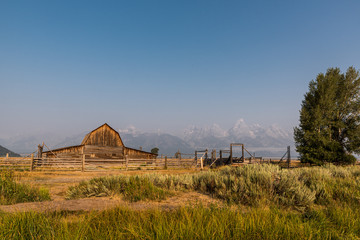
left=81, top=123, right=124, bottom=147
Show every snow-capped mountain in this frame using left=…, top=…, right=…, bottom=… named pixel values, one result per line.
left=228, top=119, right=257, bottom=139
left=184, top=124, right=228, bottom=139
left=183, top=119, right=293, bottom=152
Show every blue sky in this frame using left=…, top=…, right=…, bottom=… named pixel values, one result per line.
left=1, top=0, right=360, bottom=137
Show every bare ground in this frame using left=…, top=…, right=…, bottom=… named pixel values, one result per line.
left=0, top=169, right=222, bottom=213
left=0, top=192, right=222, bottom=213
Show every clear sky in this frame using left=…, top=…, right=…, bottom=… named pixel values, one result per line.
left=1, top=0, right=360, bottom=138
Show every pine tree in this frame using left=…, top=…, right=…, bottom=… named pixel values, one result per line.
left=294, top=67, right=360, bottom=165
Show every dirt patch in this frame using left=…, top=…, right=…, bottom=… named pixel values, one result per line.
left=0, top=192, right=223, bottom=213
left=0, top=169, right=223, bottom=213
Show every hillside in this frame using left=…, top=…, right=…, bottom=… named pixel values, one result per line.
left=0, top=145, right=21, bottom=157
left=120, top=132, right=194, bottom=156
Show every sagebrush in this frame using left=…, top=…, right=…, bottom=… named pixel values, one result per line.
left=67, top=164, right=360, bottom=210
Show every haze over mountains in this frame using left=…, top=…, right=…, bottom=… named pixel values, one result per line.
left=120, top=120, right=295, bottom=157
left=0, top=119, right=295, bottom=157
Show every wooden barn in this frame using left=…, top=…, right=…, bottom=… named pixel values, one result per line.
left=42, top=123, right=157, bottom=160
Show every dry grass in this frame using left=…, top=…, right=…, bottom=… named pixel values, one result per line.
left=1, top=165, right=360, bottom=239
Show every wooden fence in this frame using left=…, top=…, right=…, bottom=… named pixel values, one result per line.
left=0, top=155, right=303, bottom=171
left=85, top=157, right=197, bottom=171
left=33, top=157, right=82, bottom=171
left=0, top=155, right=198, bottom=171
left=0, top=156, right=33, bottom=171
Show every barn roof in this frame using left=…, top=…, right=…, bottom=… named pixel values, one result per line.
left=81, top=123, right=124, bottom=146
left=124, top=146, right=157, bottom=155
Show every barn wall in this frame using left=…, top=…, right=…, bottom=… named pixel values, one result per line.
left=43, top=145, right=155, bottom=160
left=43, top=145, right=84, bottom=158
left=82, top=124, right=123, bottom=147
left=84, top=145, right=124, bottom=159
left=124, top=147, right=156, bottom=159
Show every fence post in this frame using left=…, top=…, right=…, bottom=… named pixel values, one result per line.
left=30, top=153, right=34, bottom=171
left=242, top=144, right=245, bottom=163
left=287, top=146, right=291, bottom=168
left=6, top=153, right=8, bottom=160
left=200, top=157, right=203, bottom=170
left=82, top=152, right=85, bottom=172
left=164, top=156, right=168, bottom=170
left=125, top=155, right=129, bottom=171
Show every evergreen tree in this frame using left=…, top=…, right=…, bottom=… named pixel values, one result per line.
left=151, top=147, right=159, bottom=155
left=294, top=67, right=360, bottom=165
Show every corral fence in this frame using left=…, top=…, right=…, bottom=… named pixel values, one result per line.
left=0, top=145, right=302, bottom=171
left=85, top=156, right=197, bottom=171
left=0, top=156, right=32, bottom=171
left=0, top=154, right=198, bottom=171
left=0, top=155, right=302, bottom=172
left=0, top=147, right=314, bottom=171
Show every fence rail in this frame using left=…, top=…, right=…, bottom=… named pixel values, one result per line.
left=0, top=155, right=302, bottom=171
left=0, top=157, right=32, bottom=170
left=0, top=156, right=199, bottom=171
left=85, top=158, right=197, bottom=171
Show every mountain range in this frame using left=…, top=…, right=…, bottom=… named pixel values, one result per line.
left=118, top=121, right=295, bottom=157
left=0, top=119, right=295, bottom=157
left=0, top=145, right=21, bottom=157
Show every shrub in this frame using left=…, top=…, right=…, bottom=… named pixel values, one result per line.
left=67, top=175, right=171, bottom=202
left=67, top=164, right=360, bottom=210
left=273, top=171, right=315, bottom=210
left=0, top=170, right=51, bottom=205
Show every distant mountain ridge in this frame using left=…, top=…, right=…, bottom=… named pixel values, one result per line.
left=0, top=145, right=20, bottom=157
left=119, top=119, right=295, bottom=157
left=0, top=119, right=296, bottom=157
left=0, top=134, right=64, bottom=154
left=120, top=132, right=194, bottom=155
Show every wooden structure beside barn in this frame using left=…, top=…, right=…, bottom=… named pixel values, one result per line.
left=42, top=123, right=156, bottom=160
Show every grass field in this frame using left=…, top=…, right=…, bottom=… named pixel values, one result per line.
left=1, top=164, right=360, bottom=239
left=0, top=170, right=50, bottom=205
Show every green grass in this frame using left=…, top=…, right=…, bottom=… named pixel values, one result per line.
left=67, top=164, right=360, bottom=210
left=0, top=170, right=51, bottom=205
left=2, top=165, right=360, bottom=239
left=0, top=204, right=359, bottom=239
left=67, top=175, right=172, bottom=202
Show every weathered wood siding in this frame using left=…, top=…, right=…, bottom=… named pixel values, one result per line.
left=124, top=147, right=156, bottom=159
left=84, top=145, right=124, bottom=159
left=43, top=145, right=84, bottom=158
left=81, top=124, right=124, bottom=147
